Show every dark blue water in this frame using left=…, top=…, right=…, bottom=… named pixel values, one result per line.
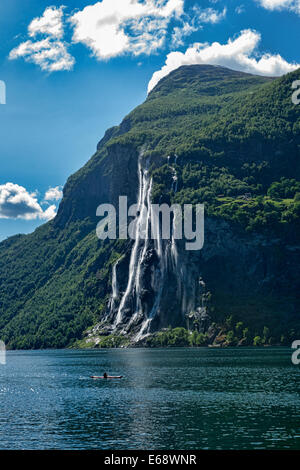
left=0, top=348, right=299, bottom=449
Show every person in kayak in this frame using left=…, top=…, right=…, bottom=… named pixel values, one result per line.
left=103, top=372, right=108, bottom=379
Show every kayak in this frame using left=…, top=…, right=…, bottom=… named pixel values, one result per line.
left=90, top=375, right=123, bottom=379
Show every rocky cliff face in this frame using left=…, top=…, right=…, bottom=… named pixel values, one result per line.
left=84, top=151, right=299, bottom=346
left=87, top=180, right=299, bottom=345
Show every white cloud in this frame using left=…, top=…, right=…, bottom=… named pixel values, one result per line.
left=44, top=186, right=63, bottom=201
left=0, top=183, right=57, bottom=221
left=9, top=6, right=75, bottom=72
left=70, top=0, right=185, bottom=59
left=70, top=1, right=227, bottom=58
left=10, top=2, right=228, bottom=70
left=195, top=6, right=227, bottom=23
left=42, top=204, right=57, bottom=220
left=257, top=0, right=300, bottom=14
left=171, top=7, right=226, bottom=47
left=171, top=22, right=198, bottom=48
left=9, top=38, right=75, bottom=72
left=28, top=6, right=65, bottom=39
left=258, top=0, right=292, bottom=7
left=148, top=29, right=300, bottom=92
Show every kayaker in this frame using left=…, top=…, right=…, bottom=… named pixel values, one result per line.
left=103, top=372, right=108, bottom=379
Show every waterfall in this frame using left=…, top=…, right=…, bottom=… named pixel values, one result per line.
left=111, top=153, right=166, bottom=339
left=134, top=210, right=165, bottom=341
left=134, top=277, right=163, bottom=341
left=114, top=156, right=152, bottom=327
left=109, top=259, right=120, bottom=312
left=108, top=152, right=196, bottom=341
left=134, top=176, right=152, bottom=317
left=135, top=179, right=182, bottom=341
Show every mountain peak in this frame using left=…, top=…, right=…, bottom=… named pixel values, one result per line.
left=148, top=64, right=274, bottom=99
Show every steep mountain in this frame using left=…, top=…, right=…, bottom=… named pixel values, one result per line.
left=0, top=65, right=299, bottom=349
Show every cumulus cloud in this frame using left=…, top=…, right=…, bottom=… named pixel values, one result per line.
left=148, top=29, right=300, bottom=92
left=9, top=6, right=75, bottom=72
left=70, top=0, right=226, bottom=59
left=10, top=2, right=228, bottom=69
left=9, top=38, right=74, bottom=72
left=257, top=0, right=300, bottom=14
left=0, top=183, right=57, bottom=221
left=44, top=186, right=63, bottom=201
left=28, top=6, right=65, bottom=39
left=70, top=0, right=185, bottom=59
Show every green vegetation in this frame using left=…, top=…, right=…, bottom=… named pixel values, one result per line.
left=0, top=218, right=128, bottom=349
left=145, top=327, right=206, bottom=347
left=146, top=327, right=191, bottom=347
left=253, top=336, right=263, bottom=347
left=145, top=320, right=298, bottom=348
left=152, top=163, right=300, bottom=232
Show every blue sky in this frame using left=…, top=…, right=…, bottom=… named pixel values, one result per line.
left=0, top=0, right=299, bottom=240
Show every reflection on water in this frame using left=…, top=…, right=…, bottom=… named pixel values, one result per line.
left=0, top=348, right=299, bottom=449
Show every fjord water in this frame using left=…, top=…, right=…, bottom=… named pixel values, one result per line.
left=0, top=348, right=299, bottom=450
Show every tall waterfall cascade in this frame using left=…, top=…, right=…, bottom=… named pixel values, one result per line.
left=112, top=156, right=153, bottom=328
left=107, top=154, right=202, bottom=341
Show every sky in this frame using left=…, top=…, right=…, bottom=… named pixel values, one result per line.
left=0, top=0, right=299, bottom=240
